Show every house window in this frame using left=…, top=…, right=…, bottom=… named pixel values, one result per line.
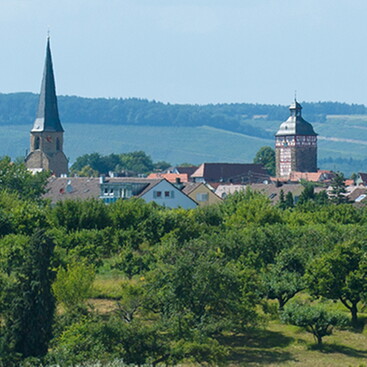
left=104, top=188, right=108, bottom=195
left=154, top=191, right=162, bottom=198
left=165, top=191, right=170, bottom=197
left=196, top=193, right=209, bottom=202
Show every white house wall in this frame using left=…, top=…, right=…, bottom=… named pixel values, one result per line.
left=142, top=180, right=197, bottom=209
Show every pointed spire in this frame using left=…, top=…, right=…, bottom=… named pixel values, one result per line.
left=32, top=37, right=64, bottom=132
left=289, top=97, right=302, bottom=116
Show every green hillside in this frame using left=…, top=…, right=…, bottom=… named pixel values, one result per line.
left=6, top=124, right=272, bottom=165
left=4, top=118, right=367, bottom=175
left=3, top=93, right=367, bottom=175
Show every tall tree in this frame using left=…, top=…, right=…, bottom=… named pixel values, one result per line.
left=330, top=172, right=348, bottom=204
left=253, top=146, right=275, bottom=176
left=2, top=230, right=56, bottom=360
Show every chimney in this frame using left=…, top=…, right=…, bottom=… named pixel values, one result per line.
left=174, top=177, right=184, bottom=190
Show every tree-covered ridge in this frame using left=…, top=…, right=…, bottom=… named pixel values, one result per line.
left=1, top=93, right=366, bottom=136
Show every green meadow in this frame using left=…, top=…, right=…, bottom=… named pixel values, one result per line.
left=2, top=115, right=367, bottom=174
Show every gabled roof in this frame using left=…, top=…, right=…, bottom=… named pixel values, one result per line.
left=358, top=172, right=367, bottom=184
left=32, top=37, right=64, bottom=133
left=181, top=182, right=203, bottom=195
left=288, top=170, right=335, bottom=183
left=135, top=180, right=163, bottom=197
left=275, top=100, right=317, bottom=137
left=191, top=163, right=270, bottom=183
left=43, top=177, right=100, bottom=204
left=137, top=178, right=199, bottom=207
left=347, top=187, right=367, bottom=204
left=175, top=166, right=199, bottom=177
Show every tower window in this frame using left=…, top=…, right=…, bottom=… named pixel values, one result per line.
left=56, top=138, right=61, bottom=151
left=34, top=136, right=40, bottom=150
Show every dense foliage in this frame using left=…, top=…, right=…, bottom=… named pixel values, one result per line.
left=2, top=92, right=367, bottom=133
left=253, top=146, right=275, bottom=176
left=70, top=151, right=170, bottom=176
left=1, top=157, right=367, bottom=365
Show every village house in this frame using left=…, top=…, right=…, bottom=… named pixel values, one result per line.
left=181, top=182, right=222, bottom=207
left=44, top=176, right=198, bottom=209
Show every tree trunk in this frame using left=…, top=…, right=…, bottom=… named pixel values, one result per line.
left=317, top=334, right=323, bottom=346
left=278, top=297, right=286, bottom=311
left=351, top=303, right=358, bottom=327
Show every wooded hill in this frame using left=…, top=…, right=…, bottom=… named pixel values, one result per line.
left=1, top=92, right=366, bottom=133
left=3, top=93, right=367, bottom=175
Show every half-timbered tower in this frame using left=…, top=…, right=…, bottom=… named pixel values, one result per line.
left=275, top=100, right=317, bottom=178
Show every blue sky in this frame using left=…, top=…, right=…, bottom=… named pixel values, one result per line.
left=1, top=0, right=367, bottom=105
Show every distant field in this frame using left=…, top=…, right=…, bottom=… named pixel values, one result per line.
left=2, top=118, right=367, bottom=173
left=0, top=123, right=273, bottom=165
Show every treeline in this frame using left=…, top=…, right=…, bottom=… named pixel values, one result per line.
left=70, top=151, right=171, bottom=176
left=1, top=93, right=366, bottom=135
left=0, top=158, right=366, bottom=366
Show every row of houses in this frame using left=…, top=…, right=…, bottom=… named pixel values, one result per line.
left=45, top=162, right=367, bottom=208
left=44, top=176, right=222, bottom=209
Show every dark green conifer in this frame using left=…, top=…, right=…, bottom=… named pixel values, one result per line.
left=285, top=191, right=294, bottom=208
left=2, top=230, right=55, bottom=360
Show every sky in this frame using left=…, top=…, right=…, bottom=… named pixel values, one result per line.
left=1, top=0, right=367, bottom=105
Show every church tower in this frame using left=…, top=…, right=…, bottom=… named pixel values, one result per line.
left=25, top=37, right=68, bottom=176
left=275, top=100, right=317, bottom=178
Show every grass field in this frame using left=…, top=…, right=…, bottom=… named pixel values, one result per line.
left=222, top=321, right=367, bottom=367
left=90, top=272, right=367, bottom=367
left=3, top=116, right=367, bottom=174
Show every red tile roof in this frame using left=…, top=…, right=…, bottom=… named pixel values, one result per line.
left=147, top=173, right=189, bottom=183
left=287, top=170, right=335, bottom=182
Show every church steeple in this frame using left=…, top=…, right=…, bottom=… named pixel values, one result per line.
left=25, top=37, right=68, bottom=177
left=32, top=37, right=64, bottom=132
